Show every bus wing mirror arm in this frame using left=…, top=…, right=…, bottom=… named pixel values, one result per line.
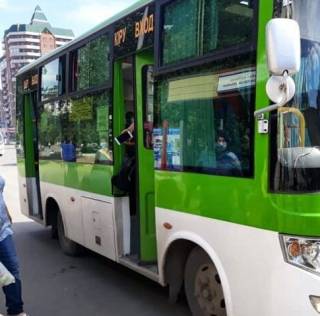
left=254, top=72, right=295, bottom=118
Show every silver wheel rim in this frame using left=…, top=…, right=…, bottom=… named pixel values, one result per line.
left=194, top=263, right=226, bottom=316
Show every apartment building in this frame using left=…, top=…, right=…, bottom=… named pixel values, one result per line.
left=0, top=5, right=74, bottom=131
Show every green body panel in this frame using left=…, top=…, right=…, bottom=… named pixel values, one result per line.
left=39, top=161, right=113, bottom=196
left=135, top=51, right=157, bottom=262
left=113, top=61, right=126, bottom=178
left=155, top=0, right=320, bottom=237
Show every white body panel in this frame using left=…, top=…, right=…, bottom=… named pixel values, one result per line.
left=40, top=181, right=131, bottom=262
left=17, top=175, right=29, bottom=217
left=156, top=208, right=320, bottom=316
left=26, top=177, right=40, bottom=216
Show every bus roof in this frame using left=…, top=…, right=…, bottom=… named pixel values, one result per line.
left=16, top=0, right=153, bottom=77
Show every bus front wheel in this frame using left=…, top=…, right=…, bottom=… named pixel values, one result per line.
left=57, top=211, right=81, bottom=256
left=184, top=247, right=227, bottom=316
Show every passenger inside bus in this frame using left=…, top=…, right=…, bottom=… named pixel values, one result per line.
left=124, top=111, right=135, bottom=158
left=215, top=132, right=241, bottom=176
left=123, top=111, right=136, bottom=217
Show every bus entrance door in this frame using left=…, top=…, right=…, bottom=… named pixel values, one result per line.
left=24, top=92, right=43, bottom=220
left=135, top=51, right=157, bottom=263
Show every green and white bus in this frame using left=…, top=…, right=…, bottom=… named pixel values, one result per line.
left=16, top=0, right=320, bottom=315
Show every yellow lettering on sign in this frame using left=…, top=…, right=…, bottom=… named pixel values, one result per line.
left=149, top=14, right=154, bottom=32
left=135, top=14, right=154, bottom=38
left=135, top=21, right=140, bottom=38
left=114, top=27, right=127, bottom=47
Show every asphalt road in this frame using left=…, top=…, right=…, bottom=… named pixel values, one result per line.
left=0, top=146, right=190, bottom=316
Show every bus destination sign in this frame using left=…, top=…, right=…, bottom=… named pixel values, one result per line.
left=113, top=4, right=154, bottom=57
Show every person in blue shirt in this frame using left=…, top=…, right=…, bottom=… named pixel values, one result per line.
left=61, top=139, right=76, bottom=162
left=0, top=176, right=27, bottom=316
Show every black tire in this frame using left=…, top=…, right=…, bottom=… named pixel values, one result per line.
left=184, top=247, right=227, bottom=316
left=51, top=211, right=58, bottom=239
left=57, top=211, right=81, bottom=256
left=51, top=225, right=58, bottom=239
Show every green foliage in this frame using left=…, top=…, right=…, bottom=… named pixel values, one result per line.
left=162, top=0, right=254, bottom=65
left=38, top=91, right=112, bottom=163
left=77, top=35, right=110, bottom=90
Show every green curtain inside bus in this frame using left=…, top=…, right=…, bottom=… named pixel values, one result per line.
left=203, top=0, right=218, bottom=53
left=155, top=66, right=255, bottom=177
left=155, top=76, right=216, bottom=170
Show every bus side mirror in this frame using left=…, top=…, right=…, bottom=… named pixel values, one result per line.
left=266, top=18, right=301, bottom=76
left=254, top=18, right=301, bottom=118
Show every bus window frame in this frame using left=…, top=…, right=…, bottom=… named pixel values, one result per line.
left=40, top=56, right=66, bottom=102
left=153, top=62, right=256, bottom=178
left=154, top=0, right=259, bottom=76
left=30, top=27, right=113, bottom=106
left=32, top=28, right=114, bottom=166
left=68, top=30, right=113, bottom=95
left=37, top=89, right=114, bottom=166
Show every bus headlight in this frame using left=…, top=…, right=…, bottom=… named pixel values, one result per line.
left=280, top=235, right=320, bottom=276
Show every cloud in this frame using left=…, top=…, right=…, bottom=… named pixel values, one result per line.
left=68, top=0, right=135, bottom=29
left=0, top=0, right=8, bottom=9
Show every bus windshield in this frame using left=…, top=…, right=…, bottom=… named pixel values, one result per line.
left=271, top=0, right=320, bottom=192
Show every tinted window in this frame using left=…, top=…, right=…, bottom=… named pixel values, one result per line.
left=70, top=35, right=110, bottom=91
left=38, top=100, right=63, bottom=160
left=41, top=57, right=65, bottom=100
left=161, top=0, right=255, bottom=65
left=154, top=59, right=255, bottom=177
left=162, top=0, right=199, bottom=64
left=38, top=91, right=113, bottom=164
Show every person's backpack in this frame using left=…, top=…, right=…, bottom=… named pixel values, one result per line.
left=112, top=157, right=136, bottom=192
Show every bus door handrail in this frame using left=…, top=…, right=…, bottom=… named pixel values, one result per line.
left=278, top=106, right=305, bottom=148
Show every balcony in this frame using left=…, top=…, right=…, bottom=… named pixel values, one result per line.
left=9, top=51, right=41, bottom=57
left=7, top=37, right=40, bottom=44
left=9, top=44, right=40, bottom=50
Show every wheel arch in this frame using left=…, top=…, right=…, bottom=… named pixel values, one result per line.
left=44, top=195, right=61, bottom=227
left=160, top=231, right=233, bottom=315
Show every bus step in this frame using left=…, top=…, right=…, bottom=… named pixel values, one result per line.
left=119, top=256, right=159, bottom=282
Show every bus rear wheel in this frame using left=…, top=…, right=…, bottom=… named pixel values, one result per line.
left=57, top=211, right=81, bottom=256
left=184, top=247, right=227, bottom=316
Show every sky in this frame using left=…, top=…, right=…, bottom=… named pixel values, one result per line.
left=0, top=0, right=138, bottom=55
